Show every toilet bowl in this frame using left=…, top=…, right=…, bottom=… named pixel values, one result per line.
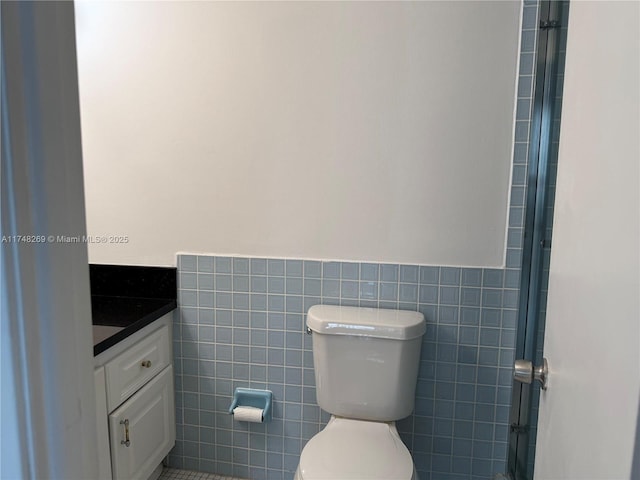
left=295, top=305, right=426, bottom=480
left=294, top=416, right=416, bottom=480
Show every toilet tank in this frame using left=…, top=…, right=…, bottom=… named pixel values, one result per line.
left=306, top=305, right=426, bottom=422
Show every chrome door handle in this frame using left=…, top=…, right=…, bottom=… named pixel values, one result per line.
left=514, top=358, right=548, bottom=390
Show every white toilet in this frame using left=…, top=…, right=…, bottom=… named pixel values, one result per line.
left=295, top=305, right=426, bottom=480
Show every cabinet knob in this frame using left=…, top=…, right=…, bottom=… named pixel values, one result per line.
left=141, top=360, right=152, bottom=368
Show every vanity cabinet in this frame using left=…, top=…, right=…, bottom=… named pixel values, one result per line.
left=109, top=366, right=175, bottom=480
left=94, top=315, right=175, bottom=480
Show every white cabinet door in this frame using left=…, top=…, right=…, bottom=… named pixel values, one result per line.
left=109, top=366, right=175, bottom=480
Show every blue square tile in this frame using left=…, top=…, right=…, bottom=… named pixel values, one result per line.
left=477, top=367, right=498, bottom=389
left=286, top=277, right=303, bottom=295
left=436, top=344, right=458, bottom=364
left=439, top=286, right=459, bottom=305
left=251, top=258, right=268, bottom=275
left=380, top=282, right=398, bottom=301
left=215, top=274, right=232, bottom=291
left=500, top=330, right=516, bottom=349
left=481, top=309, right=502, bottom=327
left=268, top=331, right=285, bottom=349
left=478, top=347, right=499, bottom=366
left=198, top=308, right=215, bottom=325
left=286, top=259, right=303, bottom=277
left=215, top=309, right=232, bottom=325
left=180, top=273, right=197, bottom=289
left=461, top=288, right=481, bottom=307
left=459, top=327, right=478, bottom=346
left=380, top=264, right=399, bottom=282
left=181, top=307, right=197, bottom=324
left=438, top=306, right=459, bottom=325
left=433, top=437, right=452, bottom=455
left=268, top=312, right=285, bottom=330
left=452, top=456, right=472, bottom=475
left=234, top=275, right=250, bottom=292
left=198, top=273, right=214, bottom=291
left=303, top=260, right=321, bottom=278
left=286, top=296, right=304, bottom=313
left=419, top=285, right=439, bottom=304
left=268, top=294, right=285, bottom=312
left=461, top=268, right=482, bottom=287
left=303, top=278, right=321, bottom=296
left=198, top=292, right=214, bottom=308
left=400, top=265, right=419, bottom=283
left=431, top=453, right=452, bottom=473
left=232, top=310, right=250, bottom=328
left=419, top=266, right=440, bottom=284
left=341, top=262, right=359, bottom=280
left=440, top=267, right=461, bottom=286
left=479, top=328, right=501, bottom=347
left=232, top=257, right=250, bottom=274
left=268, top=277, right=285, bottom=294
left=216, top=326, right=232, bottom=344
left=483, top=269, right=504, bottom=288
left=251, top=294, right=268, bottom=311
left=251, top=328, right=267, bottom=346
left=507, top=227, right=524, bottom=249
left=251, top=276, right=268, bottom=293
left=359, top=281, right=378, bottom=300
left=268, top=259, right=285, bottom=276
left=199, top=325, right=215, bottom=342
left=341, top=280, right=359, bottom=299
left=215, top=257, right=232, bottom=273
left=504, top=269, right=521, bottom=288
left=233, top=293, right=250, bottom=310
left=482, top=289, right=503, bottom=308
left=360, top=263, right=379, bottom=281
left=322, top=279, right=340, bottom=297
left=250, top=311, right=267, bottom=329
left=419, top=304, right=437, bottom=323
left=503, top=289, right=519, bottom=308
left=472, top=458, right=492, bottom=477
left=399, top=283, right=418, bottom=303
left=180, top=255, right=197, bottom=272
left=180, top=290, right=197, bottom=307
left=502, top=310, right=517, bottom=329
left=322, top=261, right=341, bottom=279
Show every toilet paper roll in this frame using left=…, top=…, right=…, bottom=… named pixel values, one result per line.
left=232, top=406, right=264, bottom=423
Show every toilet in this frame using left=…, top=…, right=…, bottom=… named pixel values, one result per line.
left=295, top=305, right=426, bottom=480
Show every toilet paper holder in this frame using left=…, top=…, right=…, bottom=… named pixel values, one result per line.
left=228, top=387, right=273, bottom=422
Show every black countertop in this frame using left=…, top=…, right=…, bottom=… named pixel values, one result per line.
left=91, top=264, right=177, bottom=356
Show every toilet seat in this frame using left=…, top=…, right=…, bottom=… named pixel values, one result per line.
left=296, top=416, right=415, bottom=480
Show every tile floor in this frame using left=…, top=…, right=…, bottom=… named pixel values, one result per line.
left=159, top=466, right=245, bottom=480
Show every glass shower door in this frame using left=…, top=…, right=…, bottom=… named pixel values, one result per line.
left=507, top=1, right=569, bottom=479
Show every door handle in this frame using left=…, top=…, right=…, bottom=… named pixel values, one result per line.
left=514, top=358, right=548, bottom=390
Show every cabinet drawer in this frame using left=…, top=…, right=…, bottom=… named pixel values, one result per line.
left=105, top=325, right=170, bottom=412
left=109, top=365, right=175, bottom=480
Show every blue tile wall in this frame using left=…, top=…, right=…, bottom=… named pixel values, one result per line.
left=167, top=2, right=541, bottom=479
left=169, top=255, right=518, bottom=480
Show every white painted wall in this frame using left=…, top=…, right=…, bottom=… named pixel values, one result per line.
left=76, top=1, right=521, bottom=267
left=533, top=1, right=640, bottom=478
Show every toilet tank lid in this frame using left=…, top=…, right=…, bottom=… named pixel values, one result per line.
left=306, top=305, right=426, bottom=340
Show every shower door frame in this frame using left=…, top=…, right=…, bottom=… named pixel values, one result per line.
left=507, top=1, right=568, bottom=478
